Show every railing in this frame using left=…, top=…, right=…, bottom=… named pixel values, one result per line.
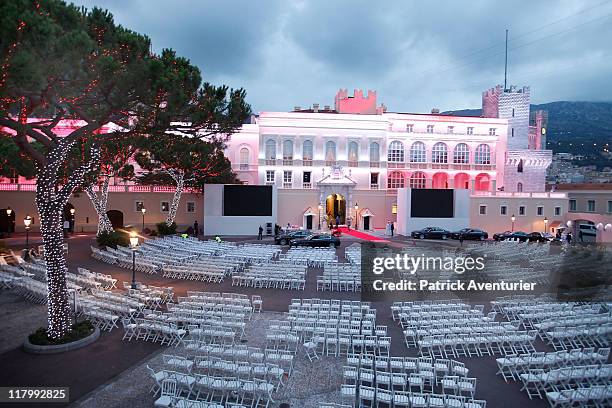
left=282, top=182, right=293, bottom=189
left=0, top=183, right=197, bottom=193
left=471, top=191, right=568, bottom=198
left=302, top=182, right=312, bottom=189
left=370, top=184, right=379, bottom=190
left=388, top=162, right=405, bottom=169
left=239, top=164, right=250, bottom=170
left=302, top=159, right=313, bottom=167
left=265, top=159, right=276, bottom=165
left=347, top=161, right=358, bottom=167
left=282, top=159, right=294, bottom=166
left=370, top=161, right=380, bottom=168
left=325, top=160, right=337, bottom=166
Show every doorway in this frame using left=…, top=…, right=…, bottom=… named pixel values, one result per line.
left=363, top=216, right=370, bottom=231
left=106, top=210, right=124, bottom=229
left=325, top=194, right=346, bottom=227
left=305, top=215, right=313, bottom=230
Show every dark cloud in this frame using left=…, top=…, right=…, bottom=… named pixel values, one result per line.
left=72, top=0, right=612, bottom=113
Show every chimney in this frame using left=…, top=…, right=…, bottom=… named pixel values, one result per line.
left=313, top=103, right=319, bottom=112
left=293, top=106, right=301, bottom=111
left=431, top=108, right=440, bottom=114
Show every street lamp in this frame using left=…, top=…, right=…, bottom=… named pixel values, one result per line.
left=141, top=207, right=146, bottom=231
left=354, top=203, right=359, bottom=230
left=129, top=231, right=139, bottom=289
left=23, top=215, right=32, bottom=249
left=70, top=208, right=75, bottom=233
left=544, top=217, right=549, bottom=233
left=6, top=207, right=12, bottom=236
left=511, top=214, right=516, bottom=232
left=317, top=203, right=322, bottom=230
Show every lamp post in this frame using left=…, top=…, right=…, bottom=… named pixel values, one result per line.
left=317, top=203, right=322, bottom=230
left=129, top=231, right=139, bottom=289
left=511, top=214, right=516, bottom=232
left=354, top=203, right=359, bottom=230
left=544, top=217, right=549, bottom=233
left=70, top=207, right=75, bottom=233
left=6, top=207, right=12, bottom=237
left=141, top=207, right=146, bottom=231
left=23, top=215, right=32, bottom=249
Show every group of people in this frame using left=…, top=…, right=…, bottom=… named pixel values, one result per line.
left=386, top=221, right=395, bottom=237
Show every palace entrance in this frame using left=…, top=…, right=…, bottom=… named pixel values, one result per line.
left=325, top=193, right=346, bottom=227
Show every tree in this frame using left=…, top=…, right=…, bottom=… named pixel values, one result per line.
left=136, top=133, right=238, bottom=226
left=0, top=1, right=250, bottom=339
left=84, top=135, right=138, bottom=236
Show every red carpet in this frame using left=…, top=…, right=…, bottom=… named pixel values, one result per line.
left=336, top=226, right=388, bottom=242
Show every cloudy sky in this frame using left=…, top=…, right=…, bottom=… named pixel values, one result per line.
left=72, top=0, right=612, bottom=114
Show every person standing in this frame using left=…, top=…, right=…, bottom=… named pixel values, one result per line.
left=567, top=232, right=572, bottom=245
left=193, top=220, right=199, bottom=237
left=335, top=215, right=340, bottom=229
left=258, top=225, right=263, bottom=240
left=390, top=222, right=394, bottom=237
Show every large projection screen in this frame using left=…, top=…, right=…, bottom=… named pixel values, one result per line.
left=410, top=189, right=454, bottom=218
left=223, top=185, right=273, bottom=216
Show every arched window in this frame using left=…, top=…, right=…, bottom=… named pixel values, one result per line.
left=387, top=171, right=405, bottom=189
left=282, top=140, right=293, bottom=160
left=475, top=144, right=491, bottom=165
left=409, top=141, right=426, bottom=163
left=239, top=147, right=249, bottom=170
left=410, top=171, right=426, bottom=189
left=370, top=142, right=380, bottom=164
left=453, top=143, right=470, bottom=164
left=348, top=141, right=359, bottom=165
left=387, top=141, right=405, bottom=163
left=325, top=141, right=336, bottom=163
left=302, top=140, right=313, bottom=163
left=265, top=140, right=276, bottom=162
left=431, top=142, right=448, bottom=163
left=517, top=182, right=523, bottom=192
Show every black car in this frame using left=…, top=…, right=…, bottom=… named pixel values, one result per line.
left=411, top=227, right=450, bottom=240
left=451, top=228, right=488, bottom=241
left=290, top=234, right=340, bottom=248
left=493, top=231, right=529, bottom=242
left=274, top=230, right=311, bottom=245
left=527, top=232, right=552, bottom=243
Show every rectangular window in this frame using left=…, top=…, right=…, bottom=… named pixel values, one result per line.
left=135, top=201, right=144, bottom=212
left=511, top=128, right=514, bottom=138
left=587, top=200, right=595, bottom=212
left=467, top=127, right=474, bottom=135
left=500, top=205, right=507, bottom=216
left=265, top=170, right=275, bottom=183
left=426, top=125, right=434, bottom=133
left=569, top=199, right=576, bottom=211
left=489, top=128, right=496, bottom=136
left=537, top=206, right=543, bottom=216
left=447, top=126, right=454, bottom=134
left=406, top=124, right=414, bottom=133
left=187, top=202, right=195, bottom=213
left=479, top=205, right=487, bottom=215
left=370, top=172, right=379, bottom=189
left=519, top=206, right=525, bottom=216
left=283, top=171, right=292, bottom=183
left=554, top=206, right=561, bottom=216
left=607, top=200, right=612, bottom=213
left=161, top=201, right=170, bottom=212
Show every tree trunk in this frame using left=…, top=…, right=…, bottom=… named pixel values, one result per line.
left=85, top=176, right=113, bottom=236
left=166, top=173, right=184, bottom=226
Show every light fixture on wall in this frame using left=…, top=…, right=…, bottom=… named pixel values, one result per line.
left=511, top=214, right=516, bottom=232
left=354, top=203, right=359, bottom=230
left=392, top=203, right=397, bottom=214
left=543, top=216, right=548, bottom=233
left=24, top=215, right=32, bottom=248
left=141, top=207, right=146, bottom=231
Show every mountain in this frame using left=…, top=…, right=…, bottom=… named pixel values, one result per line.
left=443, top=101, right=612, bottom=143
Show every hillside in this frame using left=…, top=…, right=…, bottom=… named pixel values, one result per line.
left=443, top=101, right=612, bottom=143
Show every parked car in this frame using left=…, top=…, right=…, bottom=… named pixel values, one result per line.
left=290, top=234, right=340, bottom=248
left=493, top=231, right=529, bottom=242
left=451, top=228, right=488, bottom=241
left=527, top=232, right=553, bottom=242
left=274, top=229, right=311, bottom=245
left=411, top=227, right=450, bottom=240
